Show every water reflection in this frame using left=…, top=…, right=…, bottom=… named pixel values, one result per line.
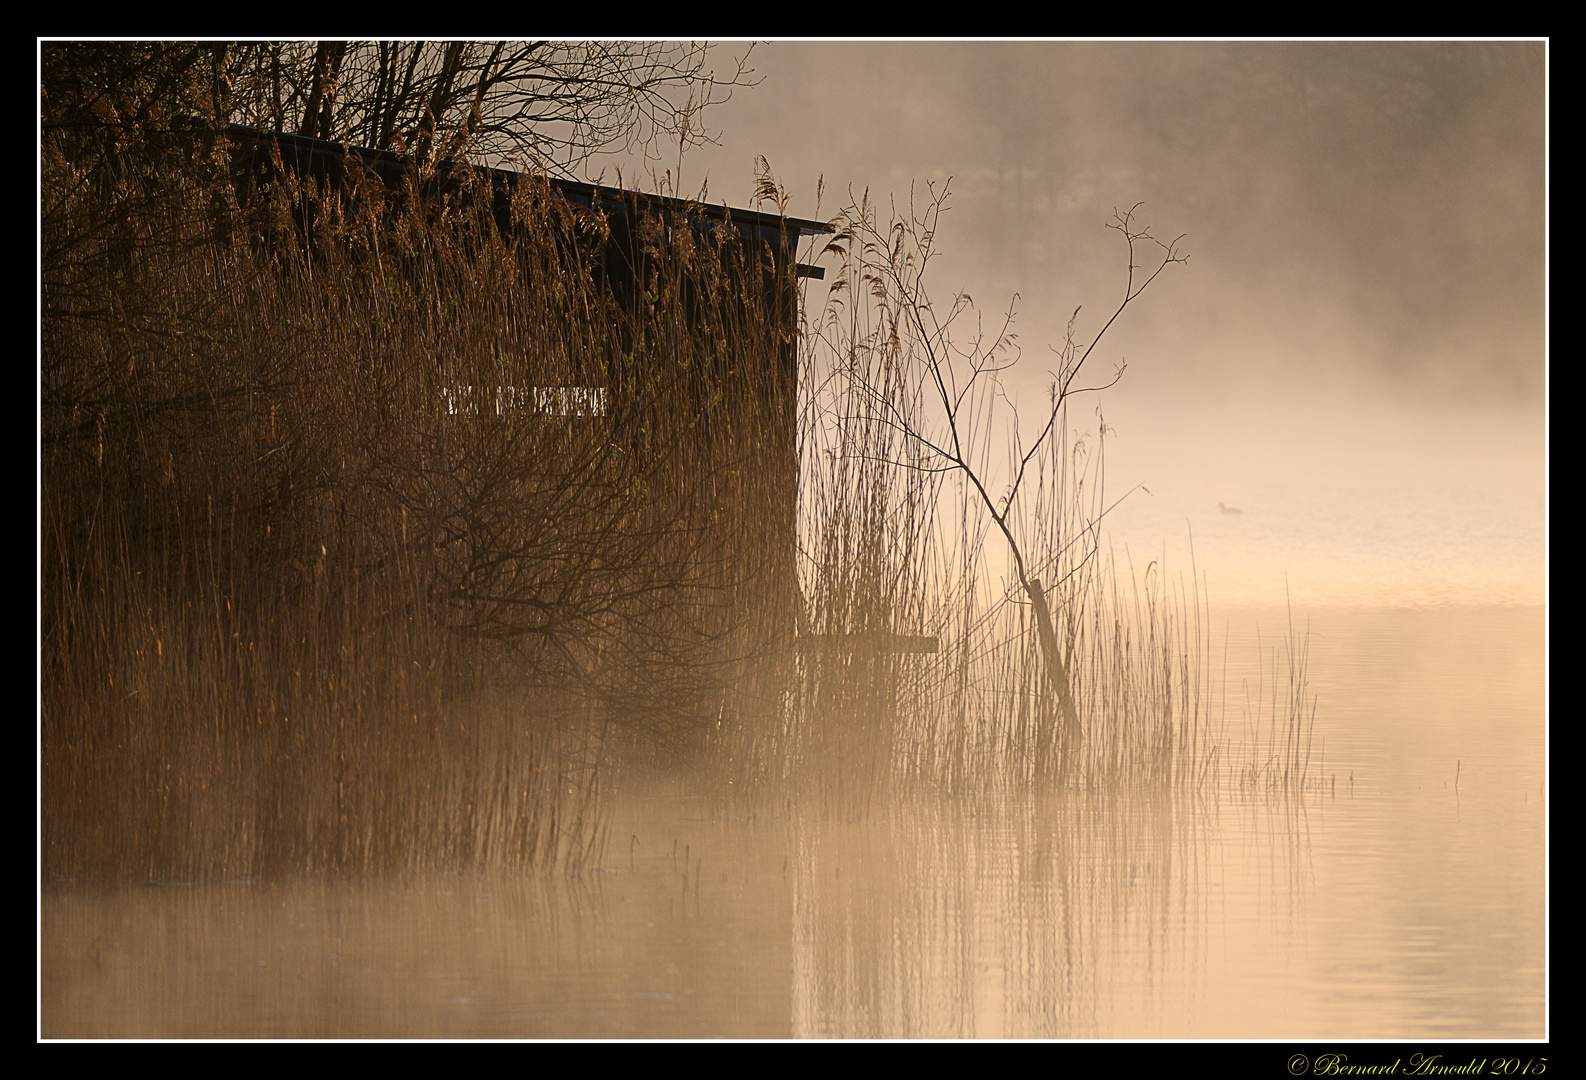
left=41, top=790, right=1301, bottom=1039
left=789, top=792, right=1227, bottom=1038
left=40, top=606, right=1544, bottom=1040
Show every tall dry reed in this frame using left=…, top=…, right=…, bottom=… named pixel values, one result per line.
left=774, top=184, right=1308, bottom=801
left=42, top=116, right=797, bottom=880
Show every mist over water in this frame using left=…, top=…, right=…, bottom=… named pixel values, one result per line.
left=42, top=596, right=1546, bottom=1039
left=42, top=41, right=1546, bottom=1042
left=1094, top=392, right=1545, bottom=608
left=43, top=599, right=1545, bottom=1037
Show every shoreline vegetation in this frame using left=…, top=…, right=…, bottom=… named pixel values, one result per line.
left=42, top=74, right=1317, bottom=885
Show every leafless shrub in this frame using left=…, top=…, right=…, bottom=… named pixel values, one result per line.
left=43, top=41, right=758, bottom=177
left=778, top=182, right=1232, bottom=798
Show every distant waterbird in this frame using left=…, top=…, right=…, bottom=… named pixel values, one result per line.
left=1219, top=502, right=1243, bottom=515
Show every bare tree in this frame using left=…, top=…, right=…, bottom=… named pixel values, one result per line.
left=43, top=40, right=757, bottom=178
left=209, top=40, right=758, bottom=175
left=817, top=185, right=1186, bottom=746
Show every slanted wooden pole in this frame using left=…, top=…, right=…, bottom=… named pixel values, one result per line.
left=1028, top=578, right=1081, bottom=744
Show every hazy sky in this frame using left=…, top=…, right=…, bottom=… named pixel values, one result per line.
left=592, top=41, right=1547, bottom=408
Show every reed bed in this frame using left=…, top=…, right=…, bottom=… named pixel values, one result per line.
left=1233, top=606, right=1322, bottom=797
left=42, top=97, right=1315, bottom=884
left=774, top=187, right=1312, bottom=802
left=42, top=116, right=794, bottom=881
left=784, top=404, right=1222, bottom=798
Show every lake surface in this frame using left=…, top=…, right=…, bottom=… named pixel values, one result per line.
left=1093, top=396, right=1546, bottom=609
left=39, top=603, right=1545, bottom=1039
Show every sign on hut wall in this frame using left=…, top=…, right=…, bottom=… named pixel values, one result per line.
left=440, top=385, right=609, bottom=418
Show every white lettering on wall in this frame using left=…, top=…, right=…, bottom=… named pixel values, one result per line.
left=441, top=386, right=608, bottom=418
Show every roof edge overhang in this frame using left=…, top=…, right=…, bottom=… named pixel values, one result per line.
left=199, top=119, right=835, bottom=237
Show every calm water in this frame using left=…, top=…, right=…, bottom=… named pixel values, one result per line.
left=1094, top=396, right=1546, bottom=608
left=39, top=604, right=1545, bottom=1039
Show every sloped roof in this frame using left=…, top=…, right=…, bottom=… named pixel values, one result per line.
left=219, top=122, right=834, bottom=246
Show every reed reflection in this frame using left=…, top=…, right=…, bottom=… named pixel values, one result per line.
left=786, top=790, right=1311, bottom=1038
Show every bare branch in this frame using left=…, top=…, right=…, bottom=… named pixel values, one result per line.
left=813, top=181, right=1185, bottom=750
